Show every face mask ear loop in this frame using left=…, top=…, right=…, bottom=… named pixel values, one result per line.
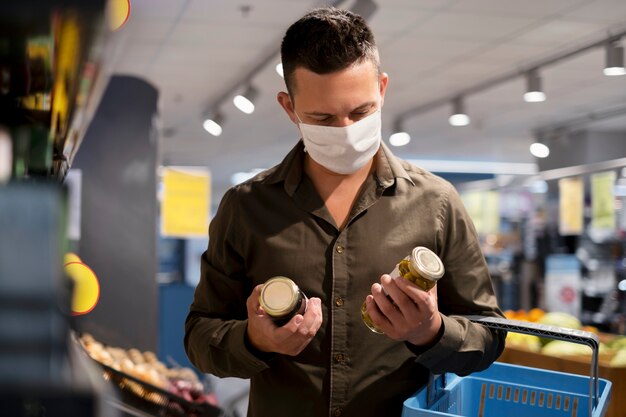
left=294, top=110, right=304, bottom=124
left=294, top=111, right=306, bottom=149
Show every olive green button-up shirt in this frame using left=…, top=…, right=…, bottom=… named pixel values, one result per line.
left=185, top=141, right=505, bottom=417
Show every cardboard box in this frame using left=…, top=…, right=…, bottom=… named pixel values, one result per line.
left=498, top=346, right=626, bottom=417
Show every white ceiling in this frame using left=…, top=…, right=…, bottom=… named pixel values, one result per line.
left=109, top=0, right=626, bottom=200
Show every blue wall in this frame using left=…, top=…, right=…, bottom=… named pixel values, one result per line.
left=159, top=283, right=195, bottom=369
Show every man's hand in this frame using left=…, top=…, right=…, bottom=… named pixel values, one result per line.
left=246, top=284, right=323, bottom=356
left=364, top=274, right=442, bottom=347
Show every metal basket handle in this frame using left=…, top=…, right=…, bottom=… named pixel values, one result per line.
left=463, top=315, right=601, bottom=417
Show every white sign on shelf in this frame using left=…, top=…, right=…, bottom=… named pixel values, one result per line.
left=544, top=254, right=581, bottom=317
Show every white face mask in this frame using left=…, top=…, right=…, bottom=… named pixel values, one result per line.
left=297, top=109, right=382, bottom=175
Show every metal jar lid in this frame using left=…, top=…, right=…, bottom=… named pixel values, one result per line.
left=259, top=276, right=300, bottom=317
left=408, top=246, right=445, bottom=281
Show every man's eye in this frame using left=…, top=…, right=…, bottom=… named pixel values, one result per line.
left=313, top=116, right=333, bottom=124
left=351, top=111, right=369, bottom=119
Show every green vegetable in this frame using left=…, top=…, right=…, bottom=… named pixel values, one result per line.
left=537, top=312, right=582, bottom=346
left=610, top=349, right=626, bottom=367
left=541, top=341, right=591, bottom=357
left=537, top=312, right=582, bottom=329
left=607, top=336, right=626, bottom=350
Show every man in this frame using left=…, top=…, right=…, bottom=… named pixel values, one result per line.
left=185, top=7, right=505, bottom=417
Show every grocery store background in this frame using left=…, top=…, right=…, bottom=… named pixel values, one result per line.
left=119, top=0, right=626, bottom=413
left=2, top=0, right=626, bottom=416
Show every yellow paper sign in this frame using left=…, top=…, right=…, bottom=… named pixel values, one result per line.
left=591, top=171, right=616, bottom=231
left=559, top=177, right=584, bottom=235
left=161, top=168, right=210, bottom=237
left=462, top=190, right=500, bottom=235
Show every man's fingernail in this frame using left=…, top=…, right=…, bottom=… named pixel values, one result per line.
left=295, top=316, right=303, bottom=325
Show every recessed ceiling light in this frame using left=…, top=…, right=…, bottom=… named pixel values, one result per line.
left=389, top=132, right=411, bottom=147
left=604, top=41, right=626, bottom=76
left=275, top=63, right=284, bottom=78
left=448, top=97, right=470, bottom=127
left=524, top=70, right=546, bottom=103
left=233, top=86, right=258, bottom=114
left=529, top=142, right=550, bottom=158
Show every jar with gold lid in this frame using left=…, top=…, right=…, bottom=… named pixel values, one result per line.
left=361, top=246, right=444, bottom=334
left=259, top=276, right=307, bottom=326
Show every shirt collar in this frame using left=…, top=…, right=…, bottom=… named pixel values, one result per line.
left=375, top=142, right=415, bottom=188
left=265, top=140, right=414, bottom=196
left=265, top=140, right=306, bottom=197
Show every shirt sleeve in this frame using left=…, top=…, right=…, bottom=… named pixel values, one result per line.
left=410, top=182, right=506, bottom=376
left=184, top=188, right=270, bottom=378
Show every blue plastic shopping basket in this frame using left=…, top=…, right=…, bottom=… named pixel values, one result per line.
left=402, top=317, right=612, bottom=417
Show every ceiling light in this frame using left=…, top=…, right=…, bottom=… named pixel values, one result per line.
left=448, top=97, right=470, bottom=127
left=523, top=70, right=546, bottom=102
left=203, top=113, right=224, bottom=136
left=389, top=132, right=410, bottom=147
left=275, top=63, right=284, bottom=78
left=604, top=40, right=626, bottom=76
left=389, top=119, right=410, bottom=146
left=529, top=141, right=550, bottom=158
left=233, top=85, right=258, bottom=114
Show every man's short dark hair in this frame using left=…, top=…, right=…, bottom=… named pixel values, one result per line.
left=280, top=7, right=379, bottom=96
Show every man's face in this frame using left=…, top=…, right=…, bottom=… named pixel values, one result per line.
left=278, top=60, right=388, bottom=129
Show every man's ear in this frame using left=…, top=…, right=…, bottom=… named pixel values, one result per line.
left=277, top=91, right=298, bottom=124
left=379, top=72, right=389, bottom=107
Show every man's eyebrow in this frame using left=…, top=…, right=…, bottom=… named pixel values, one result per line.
left=304, top=102, right=376, bottom=117
left=351, top=102, right=375, bottom=112
left=305, top=111, right=333, bottom=117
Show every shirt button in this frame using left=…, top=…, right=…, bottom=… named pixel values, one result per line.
left=333, top=408, right=343, bottom=417
left=336, top=245, right=344, bottom=254
left=334, top=353, right=345, bottom=364
left=335, top=297, right=344, bottom=307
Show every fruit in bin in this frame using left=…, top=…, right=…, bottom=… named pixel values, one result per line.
left=143, top=351, right=158, bottom=364
left=503, top=308, right=545, bottom=322
left=503, top=309, right=527, bottom=321
left=503, top=310, right=516, bottom=320
left=541, top=340, right=592, bottom=357
left=120, top=358, right=135, bottom=374
left=128, top=348, right=145, bottom=365
left=527, top=308, right=545, bottom=322
left=537, top=312, right=582, bottom=330
left=78, top=334, right=219, bottom=406
left=580, top=325, right=599, bottom=334
left=610, top=349, right=626, bottom=367
left=505, top=332, right=541, bottom=352
left=537, top=312, right=581, bottom=345
left=607, top=335, right=626, bottom=350
left=170, top=378, right=219, bottom=406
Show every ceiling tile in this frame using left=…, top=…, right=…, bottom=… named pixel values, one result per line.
left=512, top=19, right=610, bottom=46
left=563, top=0, right=626, bottom=23
left=448, top=0, right=587, bottom=18
left=410, top=12, right=539, bottom=42
left=127, top=0, right=188, bottom=20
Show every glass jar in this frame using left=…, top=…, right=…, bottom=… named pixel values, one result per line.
left=361, top=246, right=445, bottom=334
left=259, top=276, right=307, bottom=327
